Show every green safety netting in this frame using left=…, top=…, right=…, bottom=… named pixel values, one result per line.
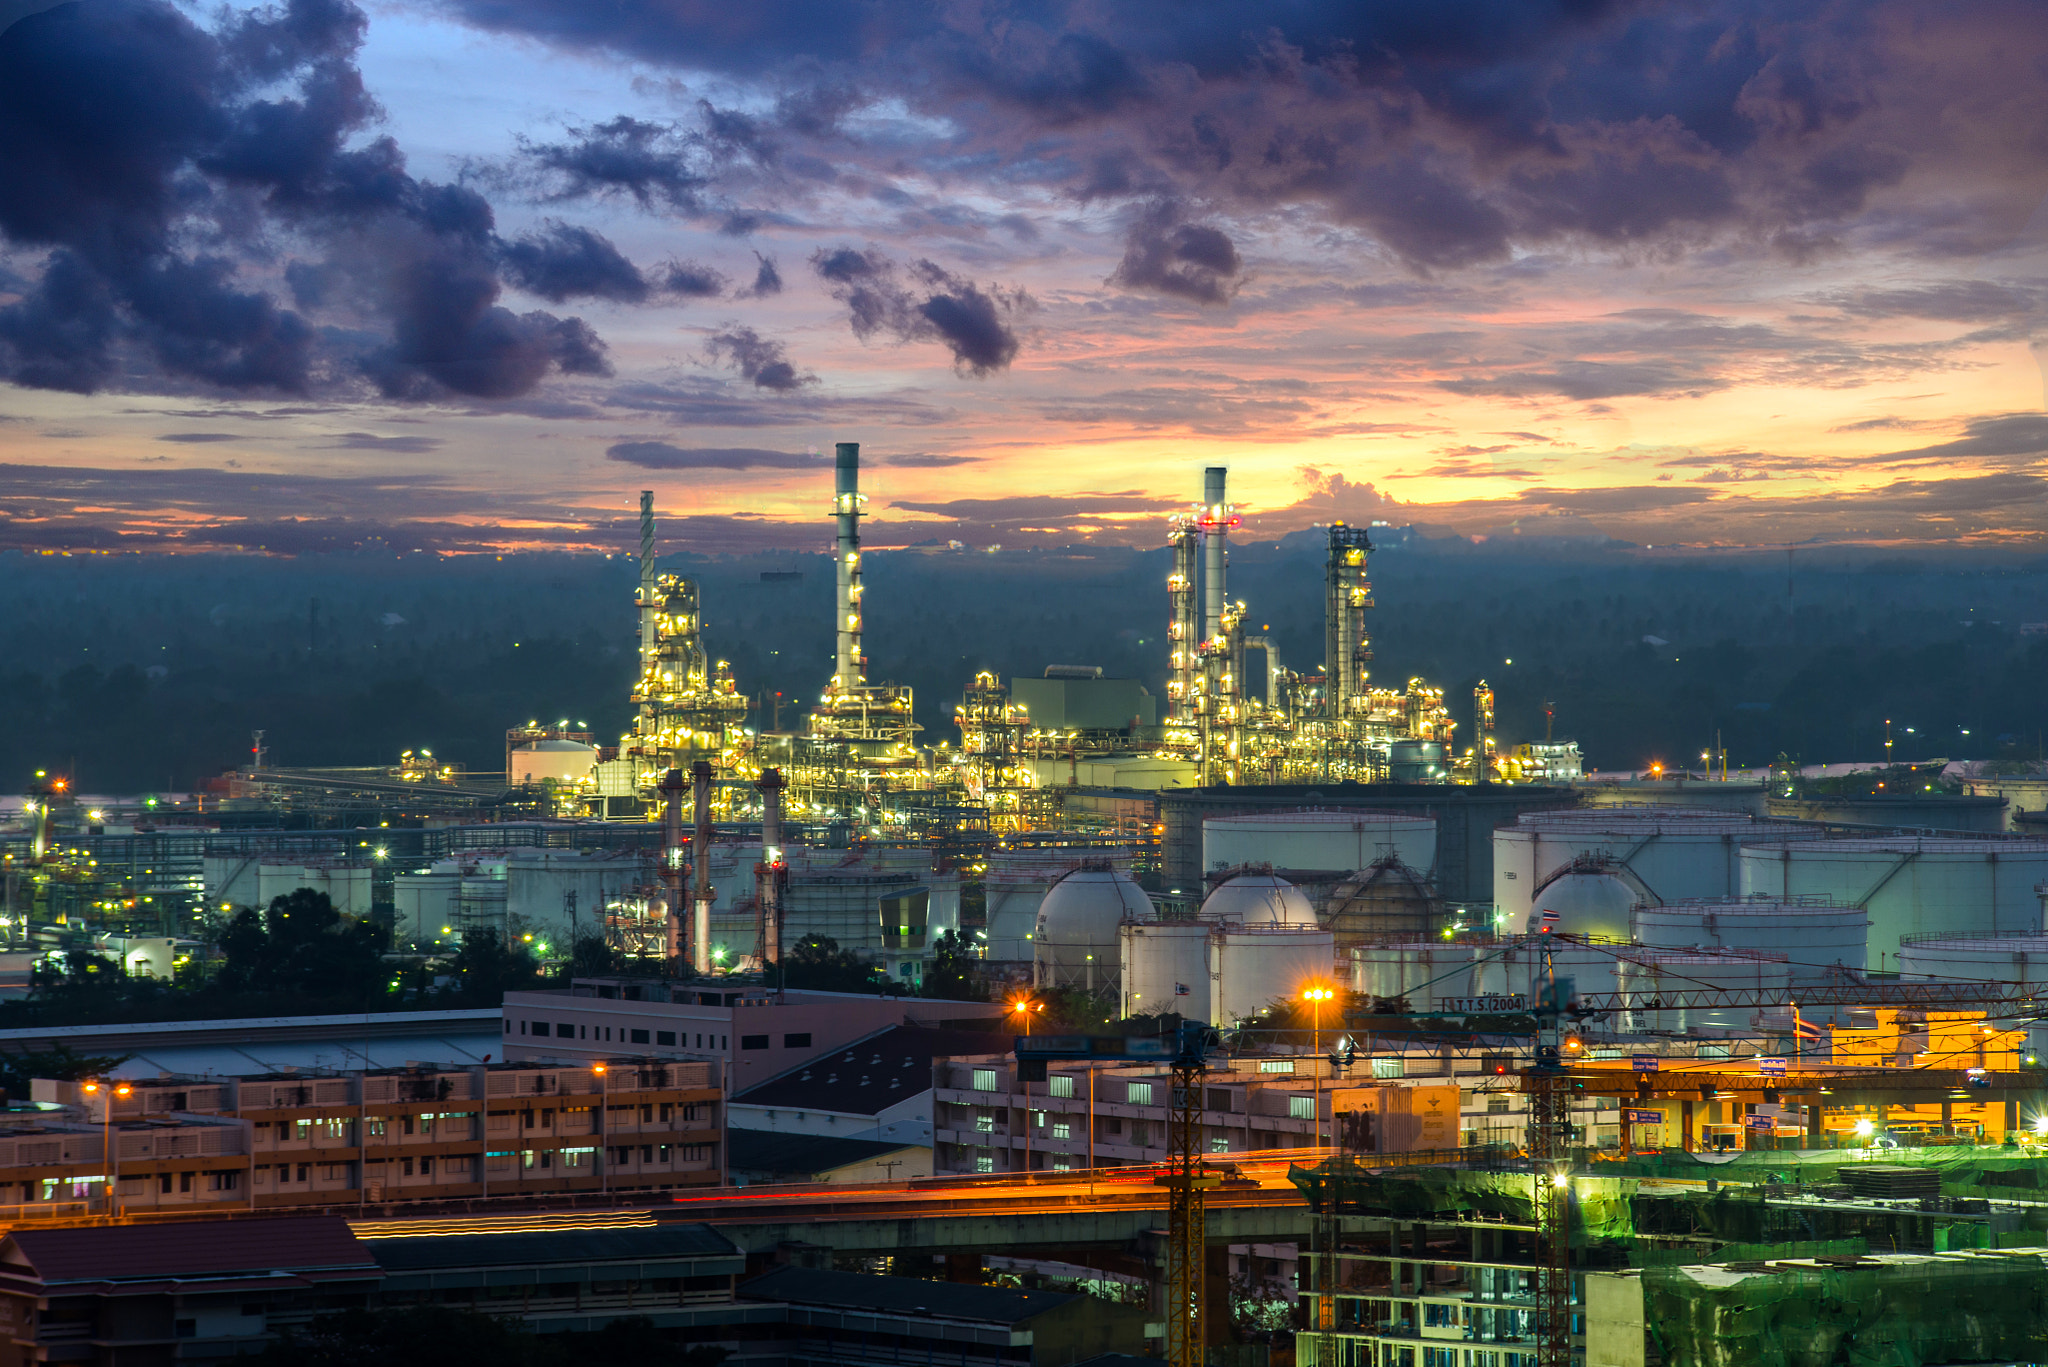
left=1642, top=1252, right=2048, bottom=1367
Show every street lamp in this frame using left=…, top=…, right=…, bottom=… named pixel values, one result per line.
left=1301, top=984, right=1336, bottom=1148
left=82, top=1079, right=133, bottom=1217
left=593, top=1063, right=610, bottom=1197
left=1010, top=996, right=1041, bottom=1175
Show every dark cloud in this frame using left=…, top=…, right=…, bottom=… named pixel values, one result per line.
left=704, top=325, right=814, bottom=392
left=604, top=441, right=824, bottom=470
left=500, top=221, right=649, bottom=302
left=520, top=115, right=707, bottom=212
left=0, top=0, right=614, bottom=401
left=810, top=246, right=1026, bottom=376
left=1518, top=486, right=1719, bottom=513
left=662, top=259, right=727, bottom=298
left=1824, top=281, right=2042, bottom=322
left=1438, top=361, right=1725, bottom=401
left=889, top=492, right=1175, bottom=524
left=1878, top=414, right=2048, bottom=464
left=322, top=431, right=443, bottom=452
left=743, top=253, right=782, bottom=297
left=1107, top=202, right=1245, bottom=305
left=157, top=432, right=240, bottom=443
left=874, top=452, right=980, bottom=467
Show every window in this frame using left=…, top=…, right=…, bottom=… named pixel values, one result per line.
left=974, top=1112, right=995, bottom=1133
left=420, top=1157, right=434, bottom=1176
left=1048, top=1075, right=1075, bottom=1098
left=1051, top=1158, right=1073, bottom=1172
left=740, top=1035, right=770, bottom=1051
left=174, top=1320, right=196, bottom=1339
left=557, top=1022, right=576, bottom=1037
left=971, top=1068, right=998, bottom=1092
left=1373, top=1057, right=1406, bottom=1080
left=1127, top=1082, right=1154, bottom=1105
left=631, top=1029, right=650, bottom=1044
left=1209, top=1135, right=1231, bottom=1153
left=783, top=1033, right=811, bottom=1048
left=295, top=1164, right=310, bottom=1182
left=1033, top=1110, right=1045, bottom=1128
left=402, top=1158, right=415, bottom=1177
left=1052, top=1121, right=1072, bottom=1140
left=1259, top=1060, right=1296, bottom=1074
left=1289, top=1096, right=1316, bottom=1120
left=657, top=1031, right=676, bottom=1046
left=975, top=1153, right=995, bottom=1173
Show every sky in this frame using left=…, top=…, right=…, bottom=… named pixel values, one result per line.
left=1, top=0, right=2046, bottom=555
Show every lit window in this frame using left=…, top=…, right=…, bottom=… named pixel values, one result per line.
left=1049, top=1076, right=1075, bottom=1098
left=971, top=1068, right=998, bottom=1092
left=1289, top=1096, right=1316, bottom=1120
left=1127, top=1082, right=1154, bottom=1105
left=1259, top=1061, right=1296, bottom=1074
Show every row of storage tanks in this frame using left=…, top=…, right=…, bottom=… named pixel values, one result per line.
left=1029, top=806, right=2048, bottom=1030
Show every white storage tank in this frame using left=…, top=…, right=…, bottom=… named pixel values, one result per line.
left=509, top=739, right=598, bottom=786
left=1740, top=836, right=2048, bottom=970
left=1203, top=809, right=1436, bottom=875
left=1896, top=936, right=2048, bottom=987
left=983, top=856, right=1099, bottom=961
left=1121, top=921, right=1213, bottom=1020
left=1615, top=950, right=1791, bottom=1034
left=394, top=872, right=462, bottom=945
left=1200, top=873, right=1317, bottom=927
left=1467, top=938, right=1626, bottom=1007
left=1632, top=897, right=1868, bottom=988
left=458, top=877, right=509, bottom=935
left=1034, top=865, right=1153, bottom=994
left=1351, top=939, right=1484, bottom=1007
left=256, top=861, right=373, bottom=917
left=1495, top=807, right=1810, bottom=929
left=1212, top=925, right=1336, bottom=1026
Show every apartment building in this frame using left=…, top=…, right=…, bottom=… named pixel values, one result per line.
left=18, top=1058, right=722, bottom=1218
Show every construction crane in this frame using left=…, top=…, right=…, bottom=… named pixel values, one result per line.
left=1016, top=1023, right=1218, bottom=1367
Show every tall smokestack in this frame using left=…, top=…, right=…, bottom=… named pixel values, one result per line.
left=657, top=767, right=687, bottom=962
left=690, top=760, right=715, bottom=974
left=833, top=443, right=863, bottom=691
left=756, top=768, right=786, bottom=969
left=1202, top=466, right=1228, bottom=644
left=638, top=491, right=658, bottom=665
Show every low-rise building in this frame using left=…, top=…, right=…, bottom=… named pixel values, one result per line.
left=20, top=1058, right=722, bottom=1217
left=730, top=1024, right=996, bottom=1147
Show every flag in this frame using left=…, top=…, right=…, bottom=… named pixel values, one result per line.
left=1174, top=982, right=1190, bottom=996
left=1793, top=1005, right=1824, bottom=1043
left=1539, top=908, right=1560, bottom=932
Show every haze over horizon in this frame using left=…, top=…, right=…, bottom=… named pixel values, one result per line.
left=2, top=0, right=2046, bottom=555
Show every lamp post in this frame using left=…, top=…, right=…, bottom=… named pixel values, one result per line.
left=82, top=1079, right=132, bottom=1218
left=593, top=1063, right=609, bottom=1197
left=1010, top=995, right=1040, bottom=1176
left=1301, top=985, right=1334, bottom=1148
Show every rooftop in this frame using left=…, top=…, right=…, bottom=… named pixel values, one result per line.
left=739, top=1267, right=1078, bottom=1324
left=734, top=1025, right=999, bottom=1115
left=4, top=1216, right=374, bottom=1285
left=727, top=1127, right=925, bottom=1177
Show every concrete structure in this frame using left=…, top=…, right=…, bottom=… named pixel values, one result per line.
left=1738, top=835, right=2048, bottom=970
left=1200, top=809, right=1436, bottom=878
left=1767, top=792, right=2010, bottom=833
left=728, top=1024, right=995, bottom=1149
left=502, top=981, right=1005, bottom=1094
left=1010, top=673, right=1159, bottom=732
left=1962, top=774, right=2048, bottom=830
left=1631, top=896, right=1868, bottom=987
left=1896, top=935, right=2048, bottom=987
left=1578, top=779, right=1769, bottom=815
left=1212, top=925, right=1337, bottom=1024
left=1119, top=921, right=1212, bottom=1020
left=1493, top=807, right=1811, bottom=929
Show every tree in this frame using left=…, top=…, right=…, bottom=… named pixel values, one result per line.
left=445, top=927, right=542, bottom=1003
left=778, top=934, right=902, bottom=995
left=920, top=929, right=987, bottom=1002
left=0, top=1044, right=132, bottom=1100
left=214, top=889, right=388, bottom=998
left=570, top=932, right=620, bottom=979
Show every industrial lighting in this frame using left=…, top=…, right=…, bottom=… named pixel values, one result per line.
left=2034, top=1116, right=2048, bottom=1137
left=1854, top=1119, right=1875, bottom=1138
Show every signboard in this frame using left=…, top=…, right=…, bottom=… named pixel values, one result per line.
left=1747, top=1115, right=1775, bottom=1130
left=1758, top=1056, right=1787, bottom=1077
left=1626, top=1110, right=1663, bottom=1125
left=1443, top=994, right=1528, bottom=1014
left=1632, top=1055, right=1661, bottom=1072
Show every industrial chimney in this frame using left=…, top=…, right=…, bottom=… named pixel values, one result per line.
left=657, top=767, right=687, bottom=961
left=690, top=760, right=715, bottom=974
left=755, top=768, right=787, bottom=969
left=1201, top=466, right=1229, bottom=645
left=833, top=443, right=863, bottom=692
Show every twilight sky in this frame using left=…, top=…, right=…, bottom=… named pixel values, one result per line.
left=1, top=0, right=2046, bottom=554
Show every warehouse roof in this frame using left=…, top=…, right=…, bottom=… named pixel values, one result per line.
left=740, top=1267, right=1077, bottom=1324
left=734, top=1025, right=997, bottom=1115
left=726, top=1127, right=923, bottom=1178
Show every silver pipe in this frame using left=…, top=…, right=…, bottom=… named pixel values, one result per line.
left=756, top=768, right=786, bottom=967
left=657, top=767, right=687, bottom=963
left=834, top=443, right=862, bottom=690
left=691, top=760, right=715, bottom=975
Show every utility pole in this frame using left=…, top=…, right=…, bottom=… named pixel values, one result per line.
left=1529, top=937, right=1574, bottom=1367
left=1158, top=1024, right=1220, bottom=1367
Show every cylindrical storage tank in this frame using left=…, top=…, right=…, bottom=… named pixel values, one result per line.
left=1768, top=794, right=2009, bottom=834
left=1034, top=866, right=1153, bottom=995
left=1897, top=936, right=2048, bottom=987
left=1121, top=921, right=1212, bottom=1021
left=1467, top=938, right=1625, bottom=1008
left=1199, top=873, right=1317, bottom=927
left=255, top=862, right=373, bottom=917
left=1632, top=898, right=1869, bottom=988
left=1203, top=809, right=1436, bottom=876
left=1349, top=939, right=1480, bottom=1007
left=1616, top=950, right=1791, bottom=1033
left=457, top=877, right=508, bottom=934
left=1494, top=807, right=1811, bottom=929
left=394, top=872, right=461, bottom=945
left=509, top=739, right=597, bottom=786
left=1211, top=926, right=1336, bottom=1026
left=1740, top=837, right=2048, bottom=970
left=1326, top=859, right=1442, bottom=949
left=1580, top=782, right=1769, bottom=816
left=1385, top=741, right=1448, bottom=784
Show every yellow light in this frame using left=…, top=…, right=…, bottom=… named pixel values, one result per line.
left=593, top=1064, right=606, bottom=1075
left=1854, top=1119, right=1875, bottom=1137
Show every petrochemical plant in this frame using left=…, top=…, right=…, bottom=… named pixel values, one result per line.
left=7, top=440, right=2048, bottom=1027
